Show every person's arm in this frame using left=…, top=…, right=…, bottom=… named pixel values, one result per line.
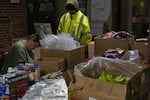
left=15, top=47, right=28, bottom=63
left=80, top=16, right=92, bottom=44
left=16, top=47, right=36, bottom=64
left=57, top=13, right=67, bottom=34
left=57, top=15, right=64, bottom=34
left=1, top=44, right=26, bottom=74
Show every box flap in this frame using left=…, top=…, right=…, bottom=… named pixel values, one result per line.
left=110, top=83, right=126, bottom=99
left=40, top=57, right=65, bottom=62
left=94, top=38, right=129, bottom=56
left=69, top=76, right=87, bottom=90
left=83, top=78, right=114, bottom=95
left=69, top=76, right=127, bottom=99
left=33, top=57, right=65, bottom=76
left=74, top=89, right=123, bottom=100
left=40, top=46, right=85, bottom=69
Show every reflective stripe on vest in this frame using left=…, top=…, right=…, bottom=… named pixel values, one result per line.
left=76, top=14, right=84, bottom=37
left=63, top=14, right=67, bottom=25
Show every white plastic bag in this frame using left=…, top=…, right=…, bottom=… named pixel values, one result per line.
left=40, top=34, right=58, bottom=49
left=74, top=57, right=144, bottom=79
left=121, top=49, right=140, bottom=64
left=56, top=33, right=80, bottom=50
left=22, top=78, right=68, bottom=100
left=40, top=33, right=80, bottom=50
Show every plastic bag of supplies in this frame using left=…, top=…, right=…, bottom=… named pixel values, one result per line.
left=74, top=57, right=144, bottom=79
left=121, top=49, right=140, bottom=64
left=40, top=33, right=80, bottom=50
left=22, top=78, right=68, bottom=100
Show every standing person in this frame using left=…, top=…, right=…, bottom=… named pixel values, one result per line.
left=1, top=34, right=40, bottom=74
left=57, top=0, right=92, bottom=45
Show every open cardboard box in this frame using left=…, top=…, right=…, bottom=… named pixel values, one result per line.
left=69, top=57, right=150, bottom=100
left=135, top=38, right=150, bottom=64
left=40, top=46, right=85, bottom=69
left=69, top=66, right=150, bottom=100
left=94, top=37, right=130, bottom=56
left=33, top=57, right=65, bottom=76
left=33, top=57, right=74, bottom=85
left=69, top=76, right=126, bottom=100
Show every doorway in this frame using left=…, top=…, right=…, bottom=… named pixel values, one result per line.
left=26, top=0, right=56, bottom=34
left=131, top=0, right=149, bottom=38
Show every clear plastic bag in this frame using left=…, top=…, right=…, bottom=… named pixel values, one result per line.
left=121, top=49, right=140, bottom=64
left=40, top=34, right=58, bottom=49
left=22, top=78, right=68, bottom=100
left=56, top=33, right=80, bottom=50
left=40, top=33, right=80, bottom=50
left=74, top=57, right=144, bottom=79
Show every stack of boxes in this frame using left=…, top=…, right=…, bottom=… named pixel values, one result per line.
left=68, top=37, right=150, bottom=100
left=33, top=45, right=85, bottom=85
left=0, top=70, right=29, bottom=99
left=31, top=37, right=150, bottom=99
left=16, top=64, right=40, bottom=86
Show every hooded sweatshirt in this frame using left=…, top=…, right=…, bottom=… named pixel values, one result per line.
left=66, top=0, right=79, bottom=10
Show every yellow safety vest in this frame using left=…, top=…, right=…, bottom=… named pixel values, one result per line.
left=57, top=10, right=92, bottom=44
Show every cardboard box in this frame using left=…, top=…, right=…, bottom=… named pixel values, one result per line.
left=41, top=69, right=72, bottom=86
left=32, top=47, right=41, bottom=59
left=33, top=57, right=65, bottom=76
left=126, top=65, right=150, bottom=100
left=88, top=41, right=95, bottom=58
left=40, top=46, right=85, bottom=69
left=135, top=39, right=150, bottom=64
left=0, top=70, right=29, bottom=99
left=94, top=37, right=130, bottom=56
left=69, top=66, right=150, bottom=100
left=16, top=64, right=40, bottom=82
left=69, top=76, right=126, bottom=100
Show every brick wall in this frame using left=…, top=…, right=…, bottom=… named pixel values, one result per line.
left=0, top=0, right=27, bottom=52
